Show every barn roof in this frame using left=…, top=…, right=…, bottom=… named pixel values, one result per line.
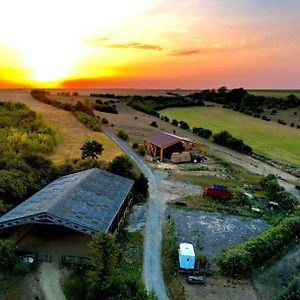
left=144, top=132, right=187, bottom=148
left=0, top=168, right=134, bottom=235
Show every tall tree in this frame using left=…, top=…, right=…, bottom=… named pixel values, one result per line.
left=81, top=141, right=103, bottom=159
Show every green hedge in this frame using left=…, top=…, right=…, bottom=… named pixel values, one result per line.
left=217, top=217, right=300, bottom=277
left=72, top=111, right=102, bottom=132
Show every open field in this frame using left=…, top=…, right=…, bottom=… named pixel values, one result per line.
left=161, top=106, right=300, bottom=167
left=0, top=91, right=122, bottom=164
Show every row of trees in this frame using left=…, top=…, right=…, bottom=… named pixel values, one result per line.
left=188, top=87, right=300, bottom=110
left=31, top=90, right=102, bottom=132
left=213, top=131, right=253, bottom=155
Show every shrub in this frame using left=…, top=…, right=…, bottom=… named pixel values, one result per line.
left=277, top=279, right=300, bottom=300
left=291, top=123, right=295, bottom=127
left=171, top=119, right=178, bottom=127
left=213, top=131, right=252, bottom=155
left=101, top=118, right=108, bottom=125
left=193, top=127, right=213, bottom=139
left=218, top=217, right=300, bottom=277
left=72, top=111, right=102, bottom=132
left=218, top=246, right=252, bottom=277
left=179, top=120, right=190, bottom=130
left=132, top=142, right=139, bottom=149
left=150, top=121, right=158, bottom=128
left=93, top=104, right=118, bottom=114
left=118, top=130, right=128, bottom=141
left=260, top=174, right=297, bottom=210
left=137, top=147, right=146, bottom=156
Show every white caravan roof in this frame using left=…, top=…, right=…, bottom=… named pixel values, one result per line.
left=179, top=243, right=195, bottom=256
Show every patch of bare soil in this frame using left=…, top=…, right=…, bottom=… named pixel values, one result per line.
left=1, top=271, right=44, bottom=300
left=253, top=242, right=300, bottom=300
left=180, top=275, right=257, bottom=300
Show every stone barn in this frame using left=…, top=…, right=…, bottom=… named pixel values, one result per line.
left=0, top=168, right=134, bottom=257
left=144, top=132, right=205, bottom=161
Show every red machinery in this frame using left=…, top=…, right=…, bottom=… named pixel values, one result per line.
left=205, top=185, right=231, bottom=200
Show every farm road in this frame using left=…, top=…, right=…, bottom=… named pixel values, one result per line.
left=103, top=128, right=169, bottom=300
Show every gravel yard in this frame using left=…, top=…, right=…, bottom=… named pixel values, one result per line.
left=166, top=208, right=270, bottom=261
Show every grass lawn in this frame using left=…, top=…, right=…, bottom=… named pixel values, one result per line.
left=161, top=107, right=300, bottom=167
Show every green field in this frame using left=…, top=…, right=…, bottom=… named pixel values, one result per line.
left=161, top=107, right=300, bottom=167
left=247, top=89, right=300, bottom=98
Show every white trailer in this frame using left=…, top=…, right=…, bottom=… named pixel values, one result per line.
left=178, top=243, right=195, bottom=270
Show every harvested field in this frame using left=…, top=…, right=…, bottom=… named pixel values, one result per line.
left=0, top=91, right=122, bottom=164
left=248, top=89, right=300, bottom=98
left=162, top=106, right=300, bottom=167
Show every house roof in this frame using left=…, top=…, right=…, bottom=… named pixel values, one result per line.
left=0, top=168, right=134, bottom=235
left=144, top=132, right=187, bottom=148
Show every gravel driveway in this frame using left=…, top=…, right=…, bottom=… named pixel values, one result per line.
left=166, top=208, right=270, bottom=261
left=103, top=128, right=169, bottom=300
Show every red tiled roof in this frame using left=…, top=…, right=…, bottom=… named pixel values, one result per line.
left=144, top=132, right=183, bottom=148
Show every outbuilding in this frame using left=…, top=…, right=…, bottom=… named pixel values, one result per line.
left=178, top=243, right=196, bottom=270
left=144, top=132, right=204, bottom=161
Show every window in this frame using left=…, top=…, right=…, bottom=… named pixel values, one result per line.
left=187, top=258, right=189, bottom=261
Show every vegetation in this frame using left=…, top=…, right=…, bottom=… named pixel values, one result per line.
left=132, top=142, right=139, bottom=149
left=137, top=146, right=146, bottom=156
left=64, top=232, right=155, bottom=300
left=217, top=217, right=300, bottom=277
left=260, top=174, right=297, bottom=210
left=150, top=121, right=158, bottom=128
left=0, top=102, right=58, bottom=211
left=81, top=141, right=103, bottom=159
left=72, top=111, right=102, bottom=132
left=93, top=103, right=118, bottom=114
left=277, top=278, right=300, bottom=300
left=161, top=106, right=300, bottom=167
left=31, top=90, right=102, bottom=132
left=126, top=94, right=204, bottom=116
left=192, top=127, right=212, bottom=139
left=109, top=155, right=149, bottom=203
left=213, top=131, right=253, bottom=155
left=162, top=221, right=186, bottom=300
left=117, top=130, right=129, bottom=141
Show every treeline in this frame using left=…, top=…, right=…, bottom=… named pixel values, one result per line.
left=126, top=95, right=204, bottom=116
left=94, top=99, right=118, bottom=114
left=188, top=87, right=300, bottom=110
left=31, top=90, right=102, bottom=132
left=213, top=131, right=253, bottom=155
left=218, top=216, right=300, bottom=277
left=0, top=102, right=58, bottom=213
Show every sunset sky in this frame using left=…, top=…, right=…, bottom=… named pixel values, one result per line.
left=0, top=0, right=299, bottom=89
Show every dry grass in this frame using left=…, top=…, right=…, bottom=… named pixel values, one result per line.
left=0, top=91, right=122, bottom=164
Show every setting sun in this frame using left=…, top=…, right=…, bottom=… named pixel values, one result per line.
left=0, top=0, right=299, bottom=88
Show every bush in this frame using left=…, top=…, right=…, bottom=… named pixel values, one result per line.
left=213, top=131, right=252, bottom=155
left=0, top=239, right=18, bottom=272
left=137, top=147, right=146, bottom=156
left=277, top=279, right=300, bottom=300
left=291, top=123, right=295, bottom=127
left=192, top=127, right=213, bottom=139
left=72, top=111, right=102, bottom=132
left=218, top=246, right=252, bottom=277
left=101, top=118, right=108, bottom=125
left=93, top=104, right=118, bottom=114
left=260, top=174, right=297, bottom=210
left=218, top=217, right=300, bottom=277
left=118, top=130, right=128, bottom=141
left=132, top=142, right=139, bottom=149
left=179, top=120, right=190, bottom=130
left=150, top=121, right=158, bottom=128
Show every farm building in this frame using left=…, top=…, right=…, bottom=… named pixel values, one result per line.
left=144, top=132, right=205, bottom=162
left=0, top=168, right=134, bottom=257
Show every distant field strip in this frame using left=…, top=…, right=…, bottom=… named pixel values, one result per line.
left=248, top=89, right=300, bottom=98
left=161, top=107, right=300, bottom=167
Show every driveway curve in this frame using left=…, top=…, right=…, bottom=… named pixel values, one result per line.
left=103, top=128, right=169, bottom=300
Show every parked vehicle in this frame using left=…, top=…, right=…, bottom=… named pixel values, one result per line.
left=205, top=185, right=231, bottom=200
left=187, top=275, right=205, bottom=284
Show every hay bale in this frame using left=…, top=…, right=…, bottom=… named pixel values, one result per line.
left=181, top=151, right=191, bottom=162
left=171, top=152, right=181, bottom=163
